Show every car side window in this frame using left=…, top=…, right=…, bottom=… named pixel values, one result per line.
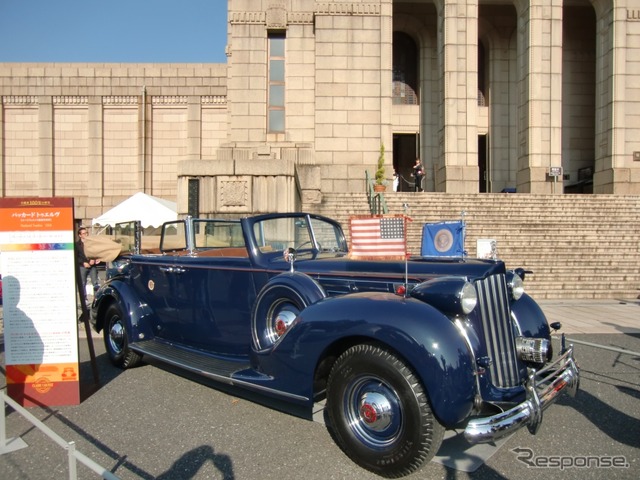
left=193, top=220, right=244, bottom=249
left=160, top=221, right=187, bottom=252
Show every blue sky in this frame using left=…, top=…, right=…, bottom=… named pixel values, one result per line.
left=0, top=0, right=228, bottom=63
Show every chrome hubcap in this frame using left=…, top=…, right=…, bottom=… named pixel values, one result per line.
left=345, top=376, right=402, bottom=448
left=266, top=301, right=299, bottom=344
left=274, top=310, right=296, bottom=336
left=359, top=391, right=393, bottom=431
left=108, top=320, right=124, bottom=354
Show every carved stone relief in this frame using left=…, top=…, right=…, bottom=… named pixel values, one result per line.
left=218, top=176, right=251, bottom=212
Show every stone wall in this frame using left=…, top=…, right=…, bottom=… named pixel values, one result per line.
left=0, top=63, right=227, bottom=222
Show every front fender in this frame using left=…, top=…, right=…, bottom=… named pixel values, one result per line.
left=253, top=292, right=476, bottom=426
left=510, top=293, right=551, bottom=339
left=91, top=280, right=155, bottom=342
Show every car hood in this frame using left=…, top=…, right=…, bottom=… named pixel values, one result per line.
left=271, top=254, right=506, bottom=284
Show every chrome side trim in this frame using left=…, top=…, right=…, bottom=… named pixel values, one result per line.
left=464, top=345, right=579, bottom=444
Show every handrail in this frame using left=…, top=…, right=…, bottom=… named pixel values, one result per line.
left=1, top=389, right=121, bottom=480
left=365, top=170, right=388, bottom=215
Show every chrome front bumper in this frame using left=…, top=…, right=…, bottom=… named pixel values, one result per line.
left=464, top=345, right=579, bottom=444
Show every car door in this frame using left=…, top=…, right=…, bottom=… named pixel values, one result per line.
left=183, top=256, right=256, bottom=355
left=132, top=219, right=258, bottom=355
left=131, top=254, right=194, bottom=345
left=134, top=253, right=257, bottom=355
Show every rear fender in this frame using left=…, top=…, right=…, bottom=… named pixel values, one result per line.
left=92, top=281, right=155, bottom=342
left=253, top=292, right=476, bottom=426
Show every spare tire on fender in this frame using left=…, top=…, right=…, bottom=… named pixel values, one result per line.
left=252, top=272, right=326, bottom=350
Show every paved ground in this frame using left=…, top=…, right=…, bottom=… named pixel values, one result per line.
left=538, top=299, right=640, bottom=335
left=0, top=299, right=638, bottom=479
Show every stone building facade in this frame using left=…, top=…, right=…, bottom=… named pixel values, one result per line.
left=1, top=0, right=639, bottom=223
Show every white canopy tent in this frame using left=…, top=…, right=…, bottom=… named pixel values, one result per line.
left=92, top=192, right=177, bottom=228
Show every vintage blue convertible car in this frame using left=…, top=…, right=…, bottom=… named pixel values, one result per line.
left=91, top=212, right=579, bottom=477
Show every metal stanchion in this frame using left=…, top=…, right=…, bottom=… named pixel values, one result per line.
left=1, top=390, right=120, bottom=479
left=0, top=390, right=29, bottom=454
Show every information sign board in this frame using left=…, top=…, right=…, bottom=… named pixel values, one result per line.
left=548, top=166, right=563, bottom=177
left=0, top=198, right=79, bottom=407
left=477, top=238, right=498, bottom=260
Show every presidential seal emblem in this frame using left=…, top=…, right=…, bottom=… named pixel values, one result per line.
left=434, top=229, right=454, bottom=252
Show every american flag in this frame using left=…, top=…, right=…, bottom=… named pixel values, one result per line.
left=349, top=216, right=407, bottom=259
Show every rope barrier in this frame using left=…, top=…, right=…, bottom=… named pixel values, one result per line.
left=393, top=174, right=425, bottom=192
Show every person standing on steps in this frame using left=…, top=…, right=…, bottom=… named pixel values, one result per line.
left=412, top=158, right=424, bottom=192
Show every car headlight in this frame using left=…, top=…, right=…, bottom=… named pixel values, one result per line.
left=506, top=271, right=524, bottom=300
left=410, top=277, right=477, bottom=316
left=460, top=281, right=478, bottom=314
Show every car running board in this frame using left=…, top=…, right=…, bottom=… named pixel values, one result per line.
left=131, top=339, right=250, bottom=384
left=130, top=339, right=309, bottom=402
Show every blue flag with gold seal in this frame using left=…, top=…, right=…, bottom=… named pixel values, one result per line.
left=421, top=221, right=465, bottom=257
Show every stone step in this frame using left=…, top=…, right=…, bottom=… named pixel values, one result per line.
left=412, top=230, right=639, bottom=240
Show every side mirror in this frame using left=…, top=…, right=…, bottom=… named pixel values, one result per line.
left=515, top=267, right=533, bottom=281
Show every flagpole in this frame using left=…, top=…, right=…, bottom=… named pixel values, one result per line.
left=461, top=210, right=467, bottom=260
left=404, top=211, right=410, bottom=297
left=404, top=252, right=409, bottom=297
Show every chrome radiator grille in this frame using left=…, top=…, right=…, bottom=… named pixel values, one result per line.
left=475, top=274, right=520, bottom=388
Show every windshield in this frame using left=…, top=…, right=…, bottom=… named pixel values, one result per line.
left=253, top=216, right=347, bottom=254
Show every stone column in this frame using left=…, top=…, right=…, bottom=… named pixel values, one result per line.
left=139, top=88, right=150, bottom=194
left=226, top=9, right=268, bottom=145
left=515, top=0, right=563, bottom=193
left=380, top=0, right=394, bottom=169
left=489, top=42, right=518, bottom=191
left=593, top=3, right=639, bottom=194
left=86, top=97, right=103, bottom=219
left=186, top=95, right=202, bottom=160
left=38, top=96, right=54, bottom=196
left=436, top=0, right=480, bottom=193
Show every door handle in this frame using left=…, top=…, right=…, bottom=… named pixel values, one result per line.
left=159, top=266, right=186, bottom=274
